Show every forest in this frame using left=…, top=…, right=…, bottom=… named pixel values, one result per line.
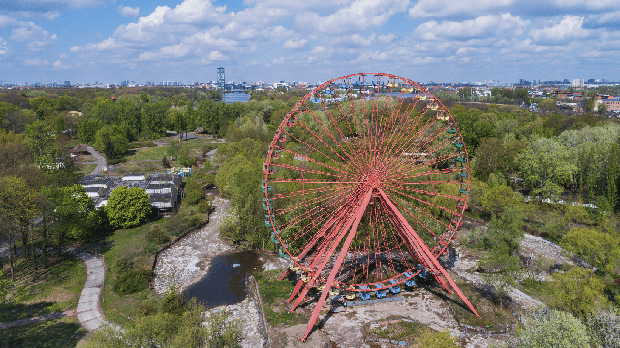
left=0, top=85, right=619, bottom=347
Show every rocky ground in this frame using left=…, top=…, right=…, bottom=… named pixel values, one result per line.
left=153, top=196, right=233, bottom=295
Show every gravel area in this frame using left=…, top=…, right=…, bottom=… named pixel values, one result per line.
left=153, top=196, right=232, bottom=295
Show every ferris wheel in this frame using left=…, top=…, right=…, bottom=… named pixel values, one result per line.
left=262, top=73, right=479, bottom=341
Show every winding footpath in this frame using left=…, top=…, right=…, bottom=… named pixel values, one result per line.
left=85, top=145, right=107, bottom=175
left=75, top=250, right=106, bottom=331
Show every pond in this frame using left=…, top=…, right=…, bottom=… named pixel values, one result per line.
left=182, top=250, right=264, bottom=309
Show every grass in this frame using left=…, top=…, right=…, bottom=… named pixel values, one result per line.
left=366, top=319, right=427, bottom=341
left=1, top=256, right=86, bottom=323
left=443, top=279, right=516, bottom=328
left=255, top=269, right=307, bottom=327
left=0, top=316, right=87, bottom=348
left=124, top=138, right=217, bottom=162
left=77, top=163, right=97, bottom=176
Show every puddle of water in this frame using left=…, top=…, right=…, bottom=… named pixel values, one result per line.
left=182, top=250, right=264, bottom=309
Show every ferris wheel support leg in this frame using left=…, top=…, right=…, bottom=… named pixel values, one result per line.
left=288, top=279, right=306, bottom=303
left=291, top=283, right=312, bottom=312
left=377, top=188, right=480, bottom=318
left=279, top=269, right=290, bottom=281
left=301, top=190, right=373, bottom=342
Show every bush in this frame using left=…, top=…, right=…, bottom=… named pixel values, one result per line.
left=146, top=226, right=170, bottom=245
left=113, top=269, right=151, bottom=295
left=190, top=215, right=203, bottom=228
left=114, top=255, right=134, bottom=274
left=184, top=179, right=204, bottom=205
left=165, top=213, right=193, bottom=237
left=162, top=287, right=185, bottom=316
left=198, top=199, right=213, bottom=214
left=510, top=308, right=590, bottom=348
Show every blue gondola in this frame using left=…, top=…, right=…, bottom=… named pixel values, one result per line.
left=403, top=272, right=416, bottom=287
left=358, top=286, right=371, bottom=301
left=374, top=284, right=387, bottom=298
left=388, top=279, right=401, bottom=294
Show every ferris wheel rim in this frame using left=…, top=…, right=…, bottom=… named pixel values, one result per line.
left=263, top=72, right=471, bottom=289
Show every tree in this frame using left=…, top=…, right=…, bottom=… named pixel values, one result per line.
left=481, top=184, right=520, bottom=217
left=47, top=185, right=99, bottom=243
left=0, top=270, right=12, bottom=301
left=479, top=246, right=522, bottom=308
left=550, top=267, right=607, bottom=319
left=94, top=125, right=129, bottom=159
left=561, top=227, right=620, bottom=271
left=598, top=102, right=608, bottom=114
left=518, top=137, right=577, bottom=198
left=587, top=306, right=620, bottom=348
left=510, top=308, right=591, bottom=348
left=0, top=176, right=37, bottom=281
left=24, top=120, right=59, bottom=171
left=184, top=179, right=204, bottom=205
left=106, top=186, right=152, bottom=229
left=141, top=100, right=169, bottom=138
left=84, top=300, right=241, bottom=348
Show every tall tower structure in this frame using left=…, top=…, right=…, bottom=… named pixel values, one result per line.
left=217, top=67, right=225, bottom=90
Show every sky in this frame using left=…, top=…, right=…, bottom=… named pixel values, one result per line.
left=1, top=0, right=620, bottom=85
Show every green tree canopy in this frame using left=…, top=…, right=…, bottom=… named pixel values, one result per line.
left=106, top=186, right=152, bottom=229
left=511, top=308, right=591, bottom=348
left=518, top=137, right=577, bottom=198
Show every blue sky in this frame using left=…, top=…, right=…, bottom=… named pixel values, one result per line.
left=1, top=0, right=620, bottom=84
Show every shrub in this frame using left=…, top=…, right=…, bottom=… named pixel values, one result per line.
left=190, top=215, right=203, bottom=228
left=114, top=255, right=134, bottom=274
left=146, top=226, right=170, bottom=245
left=510, top=308, right=590, bottom=348
left=162, top=287, right=185, bottom=316
left=184, top=179, right=204, bottom=205
left=113, top=269, right=151, bottom=295
left=198, top=199, right=213, bottom=214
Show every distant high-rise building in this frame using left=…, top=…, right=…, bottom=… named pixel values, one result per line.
left=217, top=67, right=225, bottom=90
left=572, top=79, right=584, bottom=88
left=64, top=81, right=70, bottom=87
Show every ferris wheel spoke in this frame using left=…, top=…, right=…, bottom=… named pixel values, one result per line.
left=270, top=184, right=354, bottom=200
left=280, top=128, right=361, bottom=177
left=386, top=183, right=463, bottom=201
left=273, top=145, right=357, bottom=178
left=383, top=185, right=457, bottom=218
left=270, top=162, right=354, bottom=180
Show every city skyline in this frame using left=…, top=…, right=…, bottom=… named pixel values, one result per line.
left=1, top=0, right=620, bottom=85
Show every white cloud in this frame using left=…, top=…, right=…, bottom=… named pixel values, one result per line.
left=414, top=14, right=530, bottom=41
left=530, top=16, right=590, bottom=44
left=283, top=39, right=307, bottom=48
left=24, top=58, right=48, bottom=66
left=69, top=46, right=79, bottom=52
left=161, top=43, right=191, bottom=57
left=118, top=6, right=140, bottom=17
left=208, top=50, right=225, bottom=60
left=0, top=37, right=7, bottom=56
left=138, top=51, right=157, bottom=61
left=296, top=0, right=410, bottom=33
left=52, top=59, right=69, bottom=70
left=6, top=19, right=57, bottom=51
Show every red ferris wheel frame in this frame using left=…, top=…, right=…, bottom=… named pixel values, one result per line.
left=262, top=73, right=479, bottom=341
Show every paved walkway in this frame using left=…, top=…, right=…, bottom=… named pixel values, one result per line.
left=85, top=145, right=107, bottom=175
left=75, top=251, right=106, bottom=331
